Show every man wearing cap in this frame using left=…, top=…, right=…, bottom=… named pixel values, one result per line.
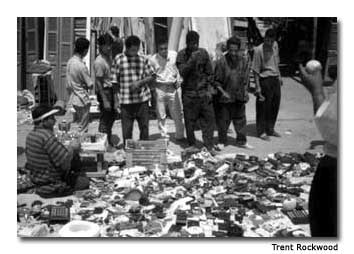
left=25, top=105, right=89, bottom=198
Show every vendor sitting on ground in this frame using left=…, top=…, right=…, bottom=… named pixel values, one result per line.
left=25, top=105, right=89, bottom=198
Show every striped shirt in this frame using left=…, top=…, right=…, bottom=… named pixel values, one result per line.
left=114, top=52, right=154, bottom=104
left=25, top=127, right=68, bottom=185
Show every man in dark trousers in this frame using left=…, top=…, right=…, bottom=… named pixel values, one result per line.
left=252, top=28, right=282, bottom=141
left=214, top=36, right=253, bottom=150
left=109, top=26, right=124, bottom=116
left=94, top=33, right=117, bottom=148
left=114, top=35, right=156, bottom=146
left=66, top=37, right=93, bottom=133
left=176, top=31, right=216, bottom=154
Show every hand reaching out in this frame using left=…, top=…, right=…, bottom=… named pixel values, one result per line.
left=298, top=64, right=324, bottom=96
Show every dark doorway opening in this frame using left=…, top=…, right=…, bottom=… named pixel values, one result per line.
left=38, top=17, right=45, bottom=59
left=153, top=17, right=168, bottom=52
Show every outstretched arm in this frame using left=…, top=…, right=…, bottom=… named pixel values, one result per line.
left=299, top=64, right=326, bottom=114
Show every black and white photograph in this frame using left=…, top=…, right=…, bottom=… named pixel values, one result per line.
left=16, top=16, right=338, bottom=238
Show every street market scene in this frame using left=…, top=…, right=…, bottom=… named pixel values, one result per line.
left=16, top=17, right=338, bottom=238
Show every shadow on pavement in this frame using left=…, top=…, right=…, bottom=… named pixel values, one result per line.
left=244, top=123, right=258, bottom=138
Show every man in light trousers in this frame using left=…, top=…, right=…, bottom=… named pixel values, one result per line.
left=150, top=41, right=185, bottom=141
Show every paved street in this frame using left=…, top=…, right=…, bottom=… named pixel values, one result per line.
left=17, top=77, right=324, bottom=167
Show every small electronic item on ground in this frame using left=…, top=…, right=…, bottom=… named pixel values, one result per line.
left=49, top=206, right=70, bottom=224
left=125, top=139, right=168, bottom=170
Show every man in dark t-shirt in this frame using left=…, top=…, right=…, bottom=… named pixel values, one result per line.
left=110, top=26, right=124, bottom=60
left=176, top=31, right=216, bottom=153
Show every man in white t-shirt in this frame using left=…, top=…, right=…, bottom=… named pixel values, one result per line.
left=149, top=41, right=185, bottom=141
left=66, top=38, right=93, bottom=133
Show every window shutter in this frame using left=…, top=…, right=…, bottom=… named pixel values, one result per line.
left=25, top=17, right=39, bottom=91
left=74, top=17, right=87, bottom=40
left=59, top=18, right=74, bottom=101
left=324, top=21, right=337, bottom=82
left=17, top=18, right=23, bottom=90
left=328, top=21, right=337, bottom=51
left=25, top=18, right=38, bottom=66
left=46, top=17, right=60, bottom=100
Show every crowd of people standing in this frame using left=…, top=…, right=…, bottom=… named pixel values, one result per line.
left=24, top=25, right=337, bottom=237
left=65, top=26, right=283, bottom=154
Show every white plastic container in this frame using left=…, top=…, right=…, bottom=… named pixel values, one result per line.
left=58, top=220, right=100, bottom=237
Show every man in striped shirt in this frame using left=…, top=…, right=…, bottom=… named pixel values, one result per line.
left=25, top=105, right=89, bottom=198
left=114, top=35, right=156, bottom=146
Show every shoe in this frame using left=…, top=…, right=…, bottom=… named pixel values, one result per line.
left=175, top=137, right=187, bottom=143
left=207, top=148, right=218, bottom=157
left=259, top=133, right=270, bottom=141
left=106, top=145, right=117, bottom=153
left=269, top=131, right=281, bottom=137
left=237, top=142, right=254, bottom=150
left=185, top=145, right=199, bottom=153
left=161, top=133, right=170, bottom=139
left=214, top=144, right=225, bottom=151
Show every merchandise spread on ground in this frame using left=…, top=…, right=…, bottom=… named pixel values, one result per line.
left=17, top=145, right=319, bottom=237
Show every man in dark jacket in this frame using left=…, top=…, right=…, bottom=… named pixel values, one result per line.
left=214, top=36, right=253, bottom=150
left=176, top=31, right=216, bottom=154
